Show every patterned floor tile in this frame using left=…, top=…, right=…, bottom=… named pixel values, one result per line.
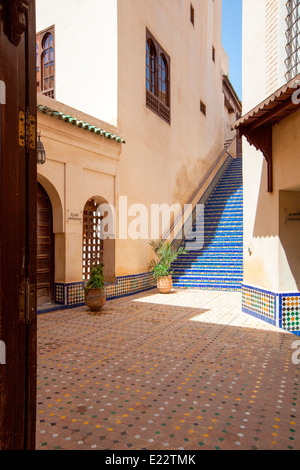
left=36, top=289, right=300, bottom=450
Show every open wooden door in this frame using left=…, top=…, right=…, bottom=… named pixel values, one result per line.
left=0, top=0, right=37, bottom=450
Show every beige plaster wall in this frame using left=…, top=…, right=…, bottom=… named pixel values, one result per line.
left=242, top=0, right=300, bottom=293
left=37, top=96, right=123, bottom=284
left=36, top=1, right=233, bottom=280
left=243, top=110, right=300, bottom=292
left=115, top=0, right=226, bottom=276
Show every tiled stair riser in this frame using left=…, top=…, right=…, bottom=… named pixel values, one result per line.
left=172, top=157, right=243, bottom=291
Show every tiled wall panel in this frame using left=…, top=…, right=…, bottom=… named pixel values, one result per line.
left=43, top=272, right=156, bottom=313
left=242, top=284, right=276, bottom=325
left=280, top=293, right=300, bottom=334
left=242, top=284, right=300, bottom=336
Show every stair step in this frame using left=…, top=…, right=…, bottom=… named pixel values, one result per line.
left=171, top=156, right=243, bottom=291
left=173, top=283, right=242, bottom=290
left=173, top=282, right=242, bottom=286
left=173, top=270, right=243, bottom=276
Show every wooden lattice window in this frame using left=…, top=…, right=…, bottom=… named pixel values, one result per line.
left=146, top=29, right=170, bottom=124
left=36, top=26, right=55, bottom=98
left=82, top=199, right=103, bottom=281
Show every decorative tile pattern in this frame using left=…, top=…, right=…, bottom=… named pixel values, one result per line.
left=54, top=283, right=65, bottom=305
left=49, top=274, right=156, bottom=313
left=66, top=282, right=85, bottom=306
left=280, top=294, right=300, bottom=334
left=106, top=272, right=156, bottom=300
left=242, top=284, right=276, bottom=324
left=172, top=157, right=243, bottom=291
left=242, top=285, right=300, bottom=336
left=36, top=289, right=300, bottom=451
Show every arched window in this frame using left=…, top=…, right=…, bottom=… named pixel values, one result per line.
left=158, top=54, right=168, bottom=105
left=146, top=39, right=156, bottom=94
left=36, top=26, right=55, bottom=98
left=42, top=33, right=55, bottom=94
left=146, top=29, right=170, bottom=124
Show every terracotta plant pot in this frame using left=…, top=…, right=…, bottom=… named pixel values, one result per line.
left=85, top=287, right=106, bottom=312
left=157, top=275, right=173, bottom=294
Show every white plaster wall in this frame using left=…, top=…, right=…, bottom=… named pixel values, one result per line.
left=242, top=0, right=267, bottom=113
left=36, top=0, right=118, bottom=126
left=242, top=0, right=284, bottom=291
left=243, top=0, right=287, bottom=111
left=277, top=0, right=288, bottom=86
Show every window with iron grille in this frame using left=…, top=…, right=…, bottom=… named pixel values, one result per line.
left=285, top=0, right=300, bottom=81
left=146, top=29, right=170, bottom=124
left=36, top=26, right=55, bottom=98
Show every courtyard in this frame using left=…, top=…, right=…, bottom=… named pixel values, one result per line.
left=36, top=289, right=300, bottom=451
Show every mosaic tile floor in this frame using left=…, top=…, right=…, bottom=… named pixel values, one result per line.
left=36, top=289, right=300, bottom=451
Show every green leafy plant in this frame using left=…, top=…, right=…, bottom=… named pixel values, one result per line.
left=148, top=240, right=187, bottom=280
left=84, top=264, right=105, bottom=293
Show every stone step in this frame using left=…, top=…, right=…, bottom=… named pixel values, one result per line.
left=171, top=156, right=243, bottom=291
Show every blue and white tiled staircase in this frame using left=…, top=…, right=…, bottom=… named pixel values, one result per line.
left=172, top=156, right=243, bottom=290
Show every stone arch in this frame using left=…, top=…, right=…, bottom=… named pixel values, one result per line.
left=37, top=173, right=64, bottom=233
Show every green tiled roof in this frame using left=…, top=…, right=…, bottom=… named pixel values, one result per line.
left=37, top=104, right=126, bottom=144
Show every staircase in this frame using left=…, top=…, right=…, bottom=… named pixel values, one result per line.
left=172, top=156, right=243, bottom=290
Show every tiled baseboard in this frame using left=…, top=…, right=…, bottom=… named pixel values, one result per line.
left=38, top=273, right=156, bottom=313
left=105, top=272, right=156, bottom=300
left=242, top=283, right=300, bottom=336
left=54, top=281, right=85, bottom=306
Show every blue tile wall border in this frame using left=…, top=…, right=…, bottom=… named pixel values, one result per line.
left=38, top=273, right=156, bottom=314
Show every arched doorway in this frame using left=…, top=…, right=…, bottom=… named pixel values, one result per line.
left=37, top=182, right=54, bottom=306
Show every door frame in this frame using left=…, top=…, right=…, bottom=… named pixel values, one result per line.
left=0, top=0, right=37, bottom=450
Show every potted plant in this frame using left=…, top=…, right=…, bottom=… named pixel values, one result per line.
left=84, top=264, right=106, bottom=312
left=149, top=240, right=187, bottom=294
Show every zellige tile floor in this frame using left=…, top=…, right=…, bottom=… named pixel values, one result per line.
left=36, top=289, right=300, bottom=451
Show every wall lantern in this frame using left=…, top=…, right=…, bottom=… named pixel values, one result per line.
left=37, top=132, right=46, bottom=165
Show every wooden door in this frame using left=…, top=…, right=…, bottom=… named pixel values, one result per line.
left=0, top=0, right=37, bottom=450
left=37, top=183, right=54, bottom=306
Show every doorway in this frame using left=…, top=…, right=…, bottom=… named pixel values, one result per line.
left=37, top=182, right=54, bottom=306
